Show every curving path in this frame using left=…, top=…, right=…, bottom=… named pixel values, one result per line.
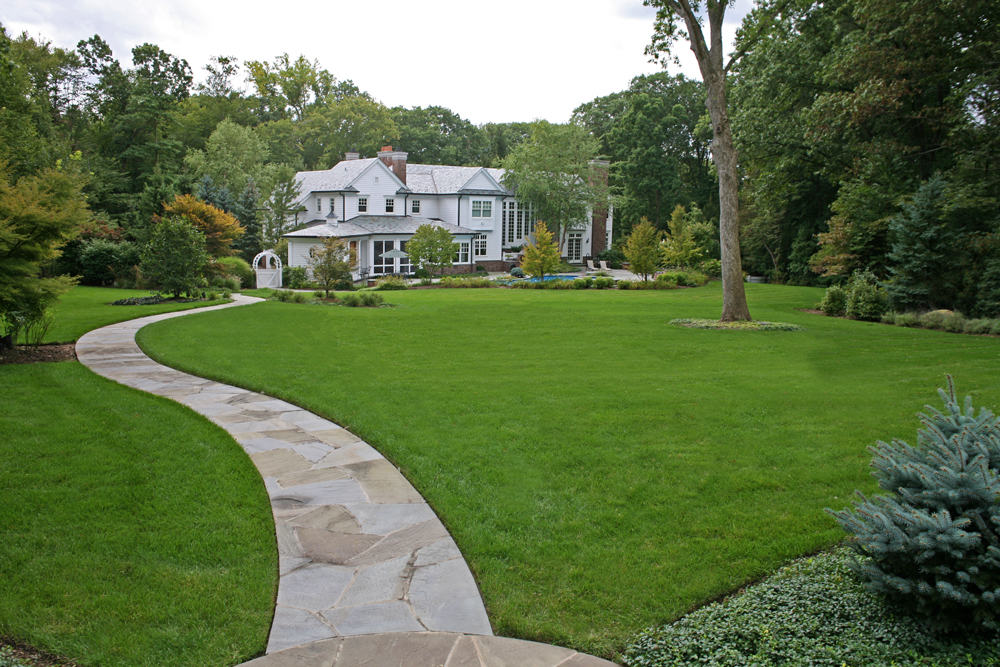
left=76, top=296, right=616, bottom=666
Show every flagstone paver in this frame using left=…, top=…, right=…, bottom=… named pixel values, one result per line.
left=75, top=295, right=618, bottom=666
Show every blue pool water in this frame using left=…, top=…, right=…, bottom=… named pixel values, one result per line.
left=524, top=274, right=582, bottom=283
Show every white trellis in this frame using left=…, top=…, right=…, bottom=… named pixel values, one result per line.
left=252, top=249, right=283, bottom=288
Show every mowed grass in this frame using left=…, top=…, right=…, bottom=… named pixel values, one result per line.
left=37, top=286, right=229, bottom=344
left=0, top=362, right=276, bottom=665
left=137, top=284, right=1000, bottom=658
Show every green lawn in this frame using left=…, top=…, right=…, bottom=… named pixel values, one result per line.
left=136, top=284, right=1000, bottom=658
left=36, top=286, right=228, bottom=344
left=0, top=362, right=276, bottom=666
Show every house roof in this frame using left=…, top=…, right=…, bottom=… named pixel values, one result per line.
left=283, top=215, right=478, bottom=239
left=294, top=158, right=513, bottom=201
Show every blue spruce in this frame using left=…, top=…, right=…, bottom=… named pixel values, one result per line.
left=829, top=377, right=1000, bottom=632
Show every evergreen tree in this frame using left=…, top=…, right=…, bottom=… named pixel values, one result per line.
left=521, top=221, right=561, bottom=280
left=140, top=216, right=207, bottom=297
left=829, top=378, right=1000, bottom=632
left=623, top=217, right=662, bottom=282
left=886, top=175, right=956, bottom=312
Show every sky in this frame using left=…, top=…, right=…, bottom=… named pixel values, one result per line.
left=3, top=0, right=751, bottom=125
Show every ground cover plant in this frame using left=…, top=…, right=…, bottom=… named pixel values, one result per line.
left=137, top=283, right=1000, bottom=658
left=36, top=287, right=229, bottom=344
left=0, top=362, right=275, bottom=665
left=622, top=547, right=1000, bottom=666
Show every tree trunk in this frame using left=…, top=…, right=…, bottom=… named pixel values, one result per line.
left=704, top=73, right=751, bottom=321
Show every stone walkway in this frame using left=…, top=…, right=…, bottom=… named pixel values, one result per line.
left=76, top=296, right=617, bottom=666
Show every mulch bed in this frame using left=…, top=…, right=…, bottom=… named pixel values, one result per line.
left=1, top=637, right=78, bottom=666
left=0, top=344, right=77, bottom=365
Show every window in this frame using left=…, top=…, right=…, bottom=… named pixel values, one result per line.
left=473, top=233, right=487, bottom=257
left=329, top=198, right=336, bottom=213
left=454, top=241, right=470, bottom=264
left=411, top=199, right=421, bottom=214
left=567, top=232, right=583, bottom=262
left=316, top=197, right=322, bottom=212
left=373, top=240, right=394, bottom=275
left=358, top=197, right=368, bottom=213
left=385, top=197, right=394, bottom=213
left=502, top=200, right=535, bottom=245
left=399, top=240, right=412, bottom=274
left=471, top=200, right=492, bottom=218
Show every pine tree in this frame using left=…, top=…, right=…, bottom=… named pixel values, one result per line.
left=829, top=377, right=1000, bottom=632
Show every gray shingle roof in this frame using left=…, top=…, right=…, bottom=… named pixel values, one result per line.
left=294, top=159, right=512, bottom=201
left=284, top=216, right=478, bottom=239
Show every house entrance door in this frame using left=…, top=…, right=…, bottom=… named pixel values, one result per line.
left=567, top=232, right=583, bottom=262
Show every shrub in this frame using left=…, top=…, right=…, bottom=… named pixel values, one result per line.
left=597, top=246, right=626, bottom=269
left=992, top=320, right=1000, bottom=336
left=373, top=276, right=408, bottom=291
left=414, top=267, right=431, bottom=279
left=359, top=291, right=383, bottom=307
left=141, top=217, right=208, bottom=298
left=963, top=318, right=995, bottom=335
left=510, top=267, right=525, bottom=278
left=340, top=292, right=361, bottom=307
left=829, top=378, right=1000, bottom=632
left=845, top=270, right=889, bottom=321
left=622, top=547, right=1000, bottom=667
left=819, top=284, right=847, bottom=316
left=283, top=266, right=308, bottom=289
left=291, top=291, right=308, bottom=303
left=475, top=264, right=489, bottom=274
left=211, top=275, right=241, bottom=292
left=216, top=256, right=254, bottom=288
left=655, top=273, right=679, bottom=288
left=79, top=238, right=139, bottom=286
left=617, top=279, right=635, bottom=290
left=573, top=278, right=592, bottom=289
left=920, top=309, right=955, bottom=330
left=544, top=279, right=575, bottom=290
left=112, top=294, right=167, bottom=306
left=593, top=277, right=615, bottom=289
left=419, top=278, right=433, bottom=286
left=698, top=258, right=722, bottom=277
left=942, top=311, right=967, bottom=333
left=271, top=289, right=293, bottom=302
left=893, top=312, right=922, bottom=328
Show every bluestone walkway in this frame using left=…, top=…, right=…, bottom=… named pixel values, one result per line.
left=76, top=295, right=616, bottom=666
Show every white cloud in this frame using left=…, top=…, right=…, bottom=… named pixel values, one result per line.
left=3, top=0, right=749, bottom=124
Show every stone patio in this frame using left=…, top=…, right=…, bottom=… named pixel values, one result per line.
left=75, top=295, right=618, bottom=666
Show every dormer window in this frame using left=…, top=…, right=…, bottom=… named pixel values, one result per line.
left=385, top=197, right=394, bottom=213
left=358, top=197, right=368, bottom=213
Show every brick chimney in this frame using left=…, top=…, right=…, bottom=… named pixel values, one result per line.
left=588, top=159, right=610, bottom=256
left=377, top=145, right=408, bottom=185
left=344, top=151, right=360, bottom=161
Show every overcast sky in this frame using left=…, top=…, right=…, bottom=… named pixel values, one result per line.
left=3, top=0, right=751, bottom=125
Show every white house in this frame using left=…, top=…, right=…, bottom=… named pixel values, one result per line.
left=283, top=146, right=612, bottom=279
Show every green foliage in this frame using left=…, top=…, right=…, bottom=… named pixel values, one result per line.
left=500, top=121, right=604, bottom=245
left=390, top=105, right=490, bottom=166
left=623, top=547, right=1000, bottom=667
left=844, top=270, right=889, bottom=321
left=830, top=378, right=1000, bottom=632
left=0, top=166, right=87, bottom=343
left=407, top=224, right=458, bottom=277
left=372, top=276, right=408, bottom=291
left=521, top=221, right=561, bottom=279
left=592, top=276, right=615, bottom=289
left=308, top=237, right=354, bottom=296
left=623, top=218, right=662, bottom=282
left=509, top=267, right=524, bottom=278
left=698, top=258, right=722, bottom=277
left=819, top=284, right=847, bottom=316
left=215, top=255, right=253, bottom=288
left=596, top=246, right=626, bottom=269
left=573, top=277, right=592, bottom=289
left=140, top=217, right=208, bottom=297
left=339, top=291, right=383, bottom=307
left=282, top=266, right=308, bottom=289
left=661, top=205, right=705, bottom=270
left=78, top=238, right=139, bottom=286
left=161, top=194, right=244, bottom=258
left=439, top=276, right=493, bottom=288
left=671, top=318, right=802, bottom=332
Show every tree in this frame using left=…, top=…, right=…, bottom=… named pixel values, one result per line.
left=406, top=224, right=457, bottom=277
left=308, top=237, right=355, bottom=297
left=501, top=121, right=604, bottom=248
left=0, top=165, right=88, bottom=347
left=161, top=194, right=243, bottom=257
left=244, top=53, right=344, bottom=121
left=140, top=216, right=207, bottom=297
left=298, top=97, right=398, bottom=169
left=521, top=222, right=561, bottom=280
left=829, top=378, right=1000, bottom=632
left=184, top=118, right=268, bottom=195
left=623, top=218, right=663, bottom=281
left=661, top=204, right=706, bottom=268
left=390, top=105, right=489, bottom=165
left=259, top=165, right=305, bottom=249
left=646, top=0, right=752, bottom=320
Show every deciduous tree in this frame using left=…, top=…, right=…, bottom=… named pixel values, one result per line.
left=406, top=224, right=457, bottom=277
left=309, top=237, right=355, bottom=297
left=623, top=218, right=662, bottom=281
left=140, top=216, right=207, bottom=297
left=645, top=0, right=752, bottom=320
left=162, top=194, right=243, bottom=257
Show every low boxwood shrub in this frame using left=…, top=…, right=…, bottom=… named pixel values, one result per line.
left=830, top=378, right=1000, bottom=633
left=963, top=318, right=995, bottom=335
left=593, top=277, right=615, bottom=289
left=111, top=294, right=168, bottom=306
left=573, top=278, right=592, bottom=289
left=440, top=276, right=493, bottom=288
left=510, top=267, right=525, bottom=278
left=819, top=284, right=847, bottom=316
left=359, top=291, right=383, bottom=307
left=623, top=547, right=1000, bottom=667
left=545, top=279, right=576, bottom=290
left=893, top=311, right=922, bottom=327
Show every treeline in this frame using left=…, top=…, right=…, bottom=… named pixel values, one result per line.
left=0, top=26, right=533, bottom=270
